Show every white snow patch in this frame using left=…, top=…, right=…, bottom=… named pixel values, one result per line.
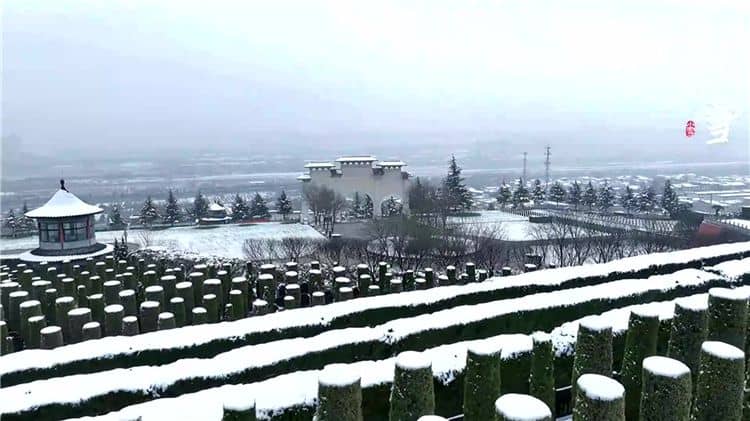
left=396, top=351, right=431, bottom=370
left=318, top=363, right=361, bottom=387
left=579, top=316, right=611, bottom=332
left=494, top=393, right=552, bottom=420
left=642, top=356, right=690, bottom=378
left=577, top=374, right=624, bottom=401
left=709, top=287, right=750, bottom=301
left=702, top=341, right=744, bottom=360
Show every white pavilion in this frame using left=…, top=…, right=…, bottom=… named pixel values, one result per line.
left=21, top=180, right=112, bottom=261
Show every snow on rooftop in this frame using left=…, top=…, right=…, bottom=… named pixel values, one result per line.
left=208, top=203, right=225, bottom=212
left=25, top=187, right=103, bottom=219
left=303, top=162, right=335, bottom=168
left=494, top=394, right=552, bottom=420
left=577, top=374, right=624, bottom=401
left=335, top=156, right=377, bottom=162
left=702, top=341, right=744, bottom=360
left=642, top=356, right=690, bottom=378
left=376, top=161, right=407, bottom=167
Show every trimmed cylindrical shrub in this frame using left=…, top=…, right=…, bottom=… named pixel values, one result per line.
left=465, top=262, right=476, bottom=283
left=8, top=290, right=30, bottom=333
left=203, top=279, right=223, bottom=307
left=446, top=265, right=456, bottom=284
left=43, top=288, right=57, bottom=324
left=389, top=351, right=435, bottom=421
left=102, top=280, right=122, bottom=306
left=89, top=275, right=103, bottom=295
left=315, top=363, right=363, bottom=421
left=55, top=296, right=76, bottom=343
left=463, top=341, right=502, bottom=421
left=707, top=287, right=749, bottom=349
left=40, top=325, right=64, bottom=349
left=389, top=279, right=403, bottom=294
left=222, top=395, right=256, bottom=421
left=286, top=284, right=301, bottom=307
left=494, top=394, right=552, bottom=421
left=639, top=356, right=691, bottom=421
left=19, top=300, right=42, bottom=345
left=192, top=307, right=208, bottom=325
left=358, top=274, right=371, bottom=294
left=311, top=291, right=325, bottom=306
left=176, top=281, right=195, bottom=323
left=139, top=301, right=161, bottom=333
left=170, top=297, right=187, bottom=327
left=0, top=320, right=9, bottom=355
left=26, top=315, right=46, bottom=349
left=529, top=332, right=555, bottom=412
left=368, top=285, right=381, bottom=296
left=283, top=295, right=295, bottom=310
left=417, top=417, right=446, bottom=421
left=203, top=294, right=220, bottom=323
left=572, top=317, right=613, bottom=398
left=123, top=315, right=140, bottom=336
left=252, top=299, right=269, bottom=316
left=76, top=285, right=88, bottom=308
left=160, top=275, right=177, bottom=301
left=82, top=321, right=101, bottom=341
left=189, top=271, right=205, bottom=305
left=620, top=308, right=660, bottom=420
left=145, top=285, right=166, bottom=307
left=158, top=312, right=176, bottom=330
left=415, top=278, right=428, bottom=291
left=573, top=374, right=625, bottom=420
left=667, top=296, right=708, bottom=384
left=104, top=304, right=124, bottom=336
left=338, top=287, right=353, bottom=302
left=692, top=341, right=745, bottom=421
left=68, top=307, right=93, bottom=344
left=229, top=289, right=246, bottom=320
left=231, top=277, right=249, bottom=298
left=61, top=277, right=77, bottom=300
left=117, top=289, right=137, bottom=317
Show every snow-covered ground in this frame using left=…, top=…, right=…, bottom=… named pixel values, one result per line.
left=448, top=210, right=537, bottom=241
left=0, top=223, right=325, bottom=259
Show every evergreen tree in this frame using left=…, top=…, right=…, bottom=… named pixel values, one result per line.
left=568, top=181, right=582, bottom=210
left=638, top=186, right=657, bottom=213
left=548, top=181, right=566, bottom=205
left=351, top=192, right=363, bottom=218
left=382, top=196, right=403, bottom=217
left=443, top=155, right=473, bottom=211
left=362, top=195, right=374, bottom=219
left=582, top=181, right=597, bottom=211
left=531, top=179, right=546, bottom=204
left=511, top=178, right=530, bottom=208
left=598, top=182, right=615, bottom=213
left=661, top=180, right=680, bottom=217
left=20, top=202, right=34, bottom=232
left=276, top=190, right=293, bottom=220
left=621, top=186, right=636, bottom=214
left=250, top=193, right=270, bottom=219
left=139, top=196, right=159, bottom=226
left=163, top=189, right=180, bottom=225
left=193, top=192, right=208, bottom=220
left=4, top=209, right=17, bottom=237
left=496, top=183, right=512, bottom=208
left=231, top=194, right=250, bottom=221
left=110, top=206, right=124, bottom=227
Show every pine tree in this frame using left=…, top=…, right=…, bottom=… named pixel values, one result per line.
left=276, top=190, right=292, bottom=220
left=351, top=192, right=363, bottom=218
left=231, top=194, right=249, bottom=221
left=362, top=195, right=374, bottom=219
left=110, top=206, right=124, bottom=227
left=20, top=202, right=34, bottom=232
left=598, top=182, right=615, bottom=213
left=582, top=181, right=597, bottom=211
left=621, top=186, right=636, bottom=214
left=140, top=196, right=159, bottom=226
left=548, top=181, right=566, bottom=205
left=531, top=179, right=546, bottom=204
left=4, top=209, right=18, bottom=237
left=661, top=180, right=680, bottom=217
left=496, top=183, right=512, bottom=208
left=512, top=178, right=530, bottom=208
left=638, top=186, right=657, bottom=213
left=568, top=181, right=582, bottom=210
left=163, top=189, right=180, bottom=225
left=250, top=193, right=270, bottom=219
left=193, top=192, right=208, bottom=220
left=444, top=155, right=473, bottom=211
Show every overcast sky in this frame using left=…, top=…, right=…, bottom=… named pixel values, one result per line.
left=2, top=0, right=748, bottom=156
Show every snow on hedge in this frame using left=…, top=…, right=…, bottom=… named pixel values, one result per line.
left=4, top=242, right=748, bottom=383
left=707, top=257, right=750, bottom=280
left=0, top=269, right=735, bottom=417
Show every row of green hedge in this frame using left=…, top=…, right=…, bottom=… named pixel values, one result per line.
left=2, top=268, right=741, bottom=420
left=5, top=243, right=748, bottom=387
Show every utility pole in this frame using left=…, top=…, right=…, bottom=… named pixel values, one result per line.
left=544, top=146, right=551, bottom=187
left=522, top=152, right=527, bottom=183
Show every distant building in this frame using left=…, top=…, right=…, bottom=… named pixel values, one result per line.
left=22, top=180, right=112, bottom=261
left=298, top=156, right=411, bottom=220
left=200, top=203, right=231, bottom=225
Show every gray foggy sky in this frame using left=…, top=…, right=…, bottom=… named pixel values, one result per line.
left=2, top=0, right=749, bottom=156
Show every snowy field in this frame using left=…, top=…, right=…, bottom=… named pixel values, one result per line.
left=448, top=210, right=540, bottom=242
left=0, top=223, right=325, bottom=259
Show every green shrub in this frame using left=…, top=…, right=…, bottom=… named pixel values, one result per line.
left=572, top=374, right=625, bottom=421
left=390, top=351, right=435, bottom=421
left=462, top=342, right=502, bottom=421
left=315, top=364, right=363, bottom=421
left=529, top=332, right=555, bottom=411
left=572, top=317, right=613, bottom=399
left=692, top=341, right=745, bottom=421
left=222, top=397, right=256, bottom=421
left=667, top=296, right=707, bottom=385
left=639, top=356, right=691, bottom=421
left=619, top=308, right=659, bottom=420
left=494, top=393, right=552, bottom=421
left=707, top=287, right=749, bottom=349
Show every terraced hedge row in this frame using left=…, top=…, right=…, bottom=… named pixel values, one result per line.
left=2, top=266, right=746, bottom=420
left=4, top=242, right=749, bottom=387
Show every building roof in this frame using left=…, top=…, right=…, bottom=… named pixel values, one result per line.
left=335, top=156, right=377, bottom=162
left=304, top=162, right=335, bottom=168
left=377, top=161, right=407, bottom=167
left=296, top=174, right=312, bottom=181
left=26, top=181, right=103, bottom=219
